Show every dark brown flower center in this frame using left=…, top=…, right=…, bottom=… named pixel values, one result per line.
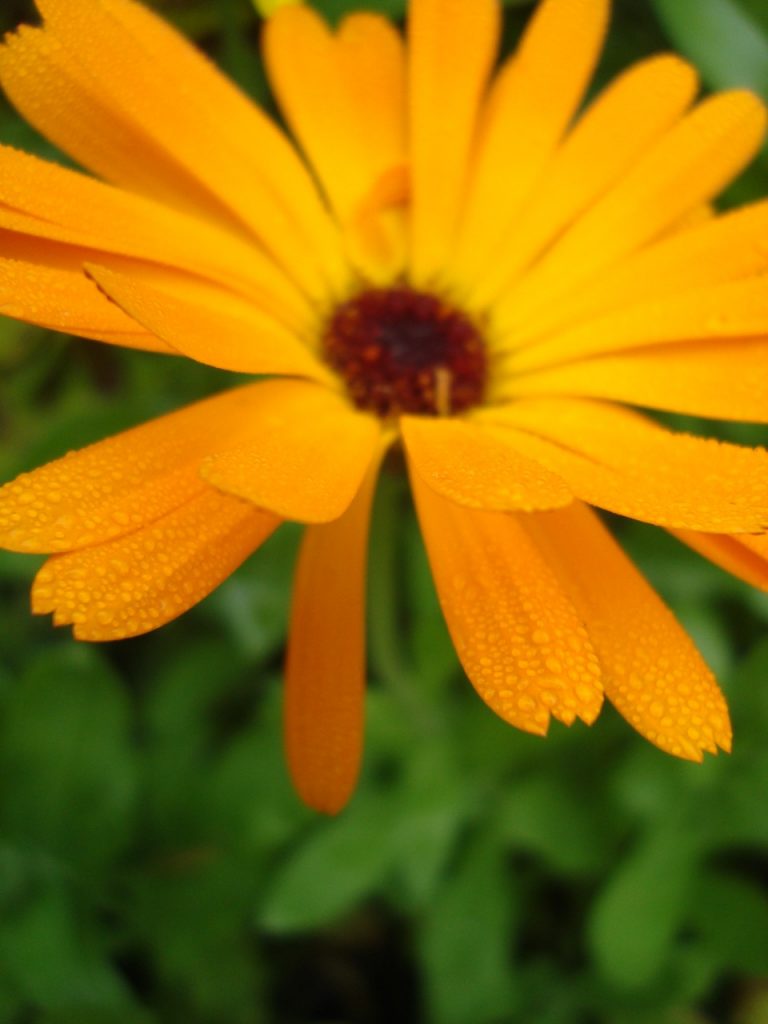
left=322, top=287, right=487, bottom=418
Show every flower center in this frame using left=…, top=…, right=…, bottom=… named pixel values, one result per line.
left=322, top=287, right=487, bottom=418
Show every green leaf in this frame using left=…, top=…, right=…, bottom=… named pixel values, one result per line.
left=389, top=738, right=474, bottom=908
left=651, top=0, right=768, bottom=94
left=498, top=774, right=617, bottom=876
left=740, top=0, right=768, bottom=35
left=404, top=515, right=457, bottom=695
left=216, top=0, right=269, bottom=100
left=418, top=828, right=518, bottom=1024
left=204, top=524, right=299, bottom=659
left=0, top=645, right=137, bottom=871
left=691, top=871, right=768, bottom=975
left=204, top=695, right=311, bottom=851
left=588, top=823, right=699, bottom=989
left=137, top=637, right=247, bottom=846
left=259, top=0, right=532, bottom=20
left=307, top=0, right=408, bottom=23
left=0, top=883, right=133, bottom=1012
left=673, top=603, right=734, bottom=680
left=127, top=858, right=266, bottom=1022
left=259, top=793, right=403, bottom=932
left=40, top=1014, right=156, bottom=1024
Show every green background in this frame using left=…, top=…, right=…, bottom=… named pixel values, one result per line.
left=1, top=0, right=768, bottom=1021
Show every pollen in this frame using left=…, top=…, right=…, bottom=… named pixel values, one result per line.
left=323, top=287, right=487, bottom=418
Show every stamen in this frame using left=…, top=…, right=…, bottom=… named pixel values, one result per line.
left=434, top=366, right=453, bottom=418
left=323, top=287, right=486, bottom=418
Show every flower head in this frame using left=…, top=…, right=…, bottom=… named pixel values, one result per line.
left=1, top=0, right=767, bottom=812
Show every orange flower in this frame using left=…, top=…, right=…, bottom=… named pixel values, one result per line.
left=1, top=0, right=767, bottom=813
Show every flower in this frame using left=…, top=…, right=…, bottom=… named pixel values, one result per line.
left=0, top=0, right=767, bottom=814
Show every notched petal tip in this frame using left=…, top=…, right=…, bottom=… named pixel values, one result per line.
left=651, top=725, right=732, bottom=763
left=410, top=471, right=605, bottom=739
left=616, top=673, right=733, bottom=765
left=497, top=681, right=605, bottom=740
left=0, top=26, right=22, bottom=50
left=28, top=490, right=279, bottom=643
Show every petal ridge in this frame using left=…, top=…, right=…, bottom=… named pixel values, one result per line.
left=525, top=502, right=731, bottom=759
left=33, top=488, right=279, bottom=641
left=409, top=467, right=603, bottom=734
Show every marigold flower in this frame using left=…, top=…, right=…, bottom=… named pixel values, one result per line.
left=1, top=0, right=767, bottom=813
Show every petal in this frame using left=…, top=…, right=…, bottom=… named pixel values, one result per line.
left=0, top=383, right=274, bottom=553
left=87, top=264, right=328, bottom=379
left=498, top=90, right=768, bottom=334
left=0, top=25, right=210, bottom=216
left=671, top=529, right=768, bottom=592
left=469, top=54, right=698, bottom=307
left=477, top=399, right=768, bottom=532
left=407, top=0, right=500, bottom=286
left=344, top=165, right=409, bottom=284
left=401, top=414, right=573, bottom=511
left=32, top=488, right=279, bottom=641
left=264, top=8, right=405, bottom=222
left=409, top=468, right=603, bottom=734
left=201, top=381, right=383, bottom=523
left=91, top=0, right=343, bottom=281
left=285, top=453, right=383, bottom=815
left=450, top=0, right=609, bottom=292
left=264, top=8, right=408, bottom=280
left=1, top=1, right=348, bottom=297
left=503, top=276, right=768, bottom=373
left=525, top=503, right=731, bottom=760
left=0, top=257, right=162, bottom=351
left=499, top=200, right=768, bottom=342
left=0, top=145, right=305, bottom=318
left=505, top=339, right=768, bottom=423
left=668, top=203, right=716, bottom=233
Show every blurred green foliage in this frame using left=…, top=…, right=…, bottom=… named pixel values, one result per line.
left=1, top=0, right=768, bottom=1021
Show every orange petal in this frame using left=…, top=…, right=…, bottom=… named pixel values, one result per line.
left=407, top=0, right=500, bottom=286
left=1, top=1, right=347, bottom=298
left=0, top=257, right=161, bottom=351
left=0, top=383, right=277, bottom=553
left=451, top=0, right=609, bottom=292
left=344, top=165, right=409, bottom=284
left=504, top=276, right=768, bottom=373
left=477, top=398, right=768, bottom=532
left=264, top=8, right=405, bottom=220
left=285, top=452, right=384, bottom=814
left=401, top=414, right=573, bottom=511
left=201, top=381, right=382, bottom=523
left=667, top=202, right=716, bottom=234
left=500, top=200, right=768, bottom=343
left=504, top=338, right=768, bottom=423
left=32, top=488, right=279, bottom=641
left=87, top=264, right=327, bottom=379
left=0, top=25, right=211, bottom=219
left=469, top=53, right=698, bottom=307
left=409, top=468, right=603, bottom=734
left=499, top=90, right=767, bottom=334
left=0, top=145, right=306, bottom=319
left=93, top=0, right=348, bottom=294
left=671, top=529, right=768, bottom=592
left=525, top=502, right=731, bottom=759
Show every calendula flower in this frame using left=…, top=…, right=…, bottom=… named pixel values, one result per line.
left=1, top=0, right=768, bottom=814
